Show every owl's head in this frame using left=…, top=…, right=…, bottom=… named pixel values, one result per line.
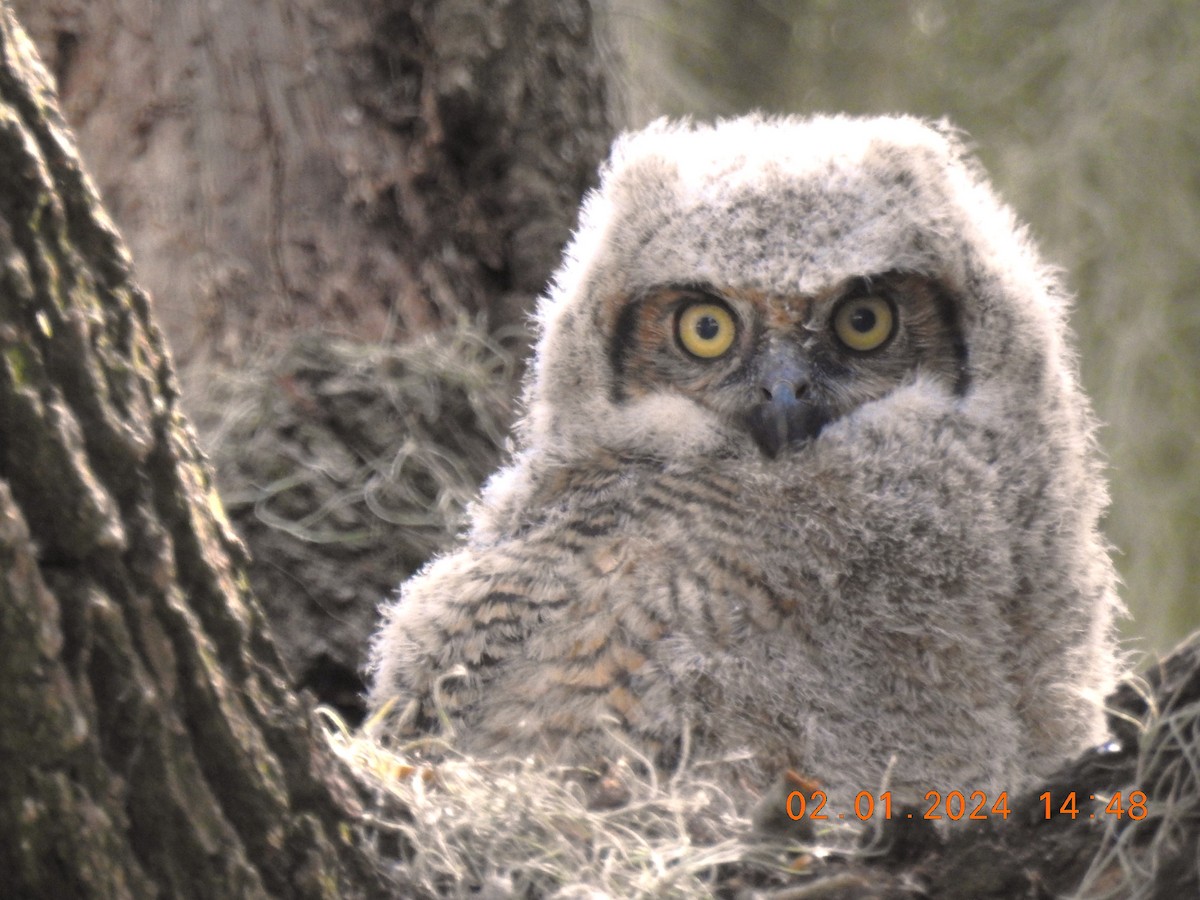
left=517, top=115, right=1073, bottom=464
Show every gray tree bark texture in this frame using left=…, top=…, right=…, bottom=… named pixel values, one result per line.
left=0, top=8, right=388, bottom=897
left=12, top=0, right=617, bottom=728
left=12, top=0, right=611, bottom=365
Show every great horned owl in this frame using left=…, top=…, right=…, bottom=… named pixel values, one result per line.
left=369, top=115, right=1122, bottom=814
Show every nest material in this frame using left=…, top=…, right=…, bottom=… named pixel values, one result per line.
left=1080, top=635, right=1200, bottom=899
left=327, top=639, right=1200, bottom=899
left=323, top=709, right=878, bottom=900
left=184, top=319, right=522, bottom=719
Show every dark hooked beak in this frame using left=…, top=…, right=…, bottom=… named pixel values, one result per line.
left=744, top=343, right=829, bottom=458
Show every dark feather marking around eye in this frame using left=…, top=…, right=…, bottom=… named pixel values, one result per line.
left=930, top=282, right=971, bottom=394
left=669, top=281, right=725, bottom=299
left=609, top=282, right=729, bottom=402
left=841, top=269, right=923, bottom=302
left=837, top=271, right=898, bottom=305
left=839, top=269, right=970, bottom=394
left=609, top=299, right=642, bottom=402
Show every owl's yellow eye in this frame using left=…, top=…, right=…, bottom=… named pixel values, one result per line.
left=832, top=295, right=895, bottom=352
left=677, top=302, right=737, bottom=359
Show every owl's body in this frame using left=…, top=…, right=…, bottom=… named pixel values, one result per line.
left=370, top=115, right=1121, bottom=813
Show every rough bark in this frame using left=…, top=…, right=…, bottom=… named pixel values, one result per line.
left=13, top=0, right=616, bottom=724
left=0, top=8, right=386, bottom=896
left=11, top=0, right=615, bottom=724
left=13, top=0, right=613, bottom=364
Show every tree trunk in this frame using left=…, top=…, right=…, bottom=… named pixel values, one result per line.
left=11, top=0, right=617, bottom=725
left=12, top=0, right=613, bottom=365
left=0, top=8, right=387, bottom=896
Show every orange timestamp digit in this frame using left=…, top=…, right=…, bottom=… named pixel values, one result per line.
left=785, top=789, right=831, bottom=820
left=785, top=790, right=1013, bottom=821
left=923, top=790, right=1011, bottom=820
left=1039, top=791, right=1148, bottom=820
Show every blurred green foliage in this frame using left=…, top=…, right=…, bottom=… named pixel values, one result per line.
left=605, top=0, right=1200, bottom=655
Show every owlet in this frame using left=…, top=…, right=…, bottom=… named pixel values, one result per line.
left=368, top=115, right=1122, bottom=816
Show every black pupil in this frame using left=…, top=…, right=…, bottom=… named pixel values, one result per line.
left=849, top=306, right=877, bottom=333
left=696, top=315, right=721, bottom=340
